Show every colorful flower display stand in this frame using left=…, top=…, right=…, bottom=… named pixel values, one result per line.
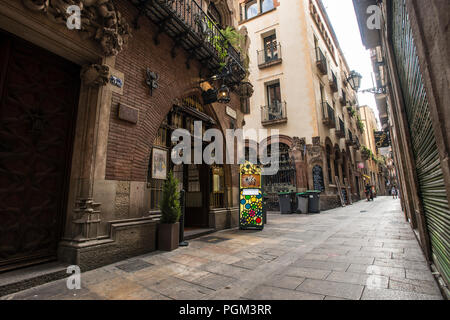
left=239, top=162, right=264, bottom=230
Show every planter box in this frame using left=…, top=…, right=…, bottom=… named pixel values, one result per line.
left=158, top=222, right=179, bottom=251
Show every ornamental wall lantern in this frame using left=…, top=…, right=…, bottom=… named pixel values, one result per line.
left=217, top=83, right=231, bottom=104
left=347, top=70, right=362, bottom=92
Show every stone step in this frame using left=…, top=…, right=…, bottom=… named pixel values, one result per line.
left=0, top=261, right=70, bottom=297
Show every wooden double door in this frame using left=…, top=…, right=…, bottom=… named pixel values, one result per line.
left=0, top=31, right=80, bottom=271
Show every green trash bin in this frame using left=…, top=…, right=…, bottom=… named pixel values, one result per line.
left=278, top=192, right=294, bottom=214
left=296, top=193, right=309, bottom=214
left=306, top=190, right=321, bottom=213
left=262, top=193, right=269, bottom=224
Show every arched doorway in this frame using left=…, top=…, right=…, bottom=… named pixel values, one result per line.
left=147, top=95, right=228, bottom=229
left=262, top=143, right=297, bottom=210
left=312, top=165, right=325, bottom=192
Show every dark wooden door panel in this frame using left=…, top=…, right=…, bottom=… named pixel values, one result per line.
left=0, top=31, right=80, bottom=271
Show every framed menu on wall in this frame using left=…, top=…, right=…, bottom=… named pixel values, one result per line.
left=152, top=147, right=167, bottom=180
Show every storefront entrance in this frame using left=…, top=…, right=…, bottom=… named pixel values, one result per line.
left=148, top=96, right=226, bottom=229
left=0, top=31, right=80, bottom=271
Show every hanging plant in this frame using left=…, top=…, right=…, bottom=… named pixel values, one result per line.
left=346, top=106, right=356, bottom=118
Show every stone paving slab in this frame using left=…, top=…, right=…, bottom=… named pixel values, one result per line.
left=296, top=279, right=364, bottom=300
left=361, top=288, right=442, bottom=300
left=326, top=271, right=389, bottom=289
left=1, top=197, right=443, bottom=300
left=245, top=285, right=324, bottom=300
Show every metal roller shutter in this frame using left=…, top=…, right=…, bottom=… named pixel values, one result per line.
left=391, top=0, right=450, bottom=285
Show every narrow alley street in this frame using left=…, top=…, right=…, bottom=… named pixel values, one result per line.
left=2, top=197, right=443, bottom=300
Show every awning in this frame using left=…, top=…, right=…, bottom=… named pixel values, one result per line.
left=363, top=175, right=371, bottom=180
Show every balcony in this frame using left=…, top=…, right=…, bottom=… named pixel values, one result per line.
left=315, top=47, right=327, bottom=75
left=339, top=90, right=347, bottom=105
left=329, top=71, right=338, bottom=92
left=335, top=117, right=345, bottom=138
left=346, top=130, right=356, bottom=146
left=130, top=0, right=246, bottom=83
left=261, top=102, right=287, bottom=125
left=257, top=43, right=282, bottom=69
left=322, top=102, right=336, bottom=129
left=354, top=136, right=361, bottom=150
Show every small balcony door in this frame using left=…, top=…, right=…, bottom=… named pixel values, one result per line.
left=267, top=82, right=281, bottom=120
left=263, top=34, right=278, bottom=63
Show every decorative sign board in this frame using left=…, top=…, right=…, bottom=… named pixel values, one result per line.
left=239, top=162, right=264, bottom=230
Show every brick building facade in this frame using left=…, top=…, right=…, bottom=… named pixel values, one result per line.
left=0, top=0, right=250, bottom=274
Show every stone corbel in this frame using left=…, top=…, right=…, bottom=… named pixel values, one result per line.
left=80, top=63, right=110, bottom=87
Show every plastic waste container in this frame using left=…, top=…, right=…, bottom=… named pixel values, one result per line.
left=306, top=190, right=321, bottom=213
left=296, top=193, right=309, bottom=214
left=278, top=192, right=294, bottom=214
left=262, top=193, right=269, bottom=224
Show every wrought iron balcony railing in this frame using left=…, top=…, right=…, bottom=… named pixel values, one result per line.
left=346, top=129, right=357, bottom=146
left=322, top=102, right=336, bottom=128
left=340, top=90, right=347, bottom=105
left=257, top=43, right=282, bottom=68
left=130, top=0, right=246, bottom=83
left=261, top=101, right=287, bottom=124
left=315, top=47, right=327, bottom=75
left=336, top=117, right=345, bottom=138
left=329, top=71, right=338, bottom=92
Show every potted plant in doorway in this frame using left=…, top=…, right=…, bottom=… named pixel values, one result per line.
left=158, top=171, right=181, bottom=251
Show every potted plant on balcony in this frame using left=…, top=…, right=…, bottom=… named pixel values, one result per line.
left=356, top=116, right=365, bottom=133
left=347, top=106, right=356, bottom=118
left=158, top=171, right=181, bottom=251
left=361, top=146, right=373, bottom=161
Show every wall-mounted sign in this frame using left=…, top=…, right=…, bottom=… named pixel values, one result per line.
left=107, top=67, right=125, bottom=95
left=226, top=106, right=237, bottom=119
left=118, top=103, right=139, bottom=124
left=110, top=76, right=123, bottom=88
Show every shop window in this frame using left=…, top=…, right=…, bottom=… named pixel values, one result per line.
left=211, top=165, right=225, bottom=208
left=149, top=179, right=164, bottom=210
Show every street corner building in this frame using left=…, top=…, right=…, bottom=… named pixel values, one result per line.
left=353, top=0, right=450, bottom=295
left=0, top=0, right=253, bottom=274
left=238, top=0, right=379, bottom=211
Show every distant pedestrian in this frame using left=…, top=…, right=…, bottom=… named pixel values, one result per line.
left=391, top=186, right=398, bottom=199
left=365, top=183, right=373, bottom=201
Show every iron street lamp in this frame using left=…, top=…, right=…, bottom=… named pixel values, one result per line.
left=347, top=70, right=388, bottom=96
left=347, top=70, right=363, bottom=91
left=217, top=83, right=231, bottom=104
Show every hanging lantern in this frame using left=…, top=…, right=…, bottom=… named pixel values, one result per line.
left=347, top=70, right=362, bottom=91
left=217, top=84, right=231, bottom=104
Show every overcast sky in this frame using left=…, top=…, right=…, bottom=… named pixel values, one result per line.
left=321, top=0, right=380, bottom=126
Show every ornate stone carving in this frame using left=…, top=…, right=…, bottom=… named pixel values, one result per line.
left=312, top=136, right=321, bottom=146
left=22, top=0, right=131, bottom=56
left=80, top=64, right=110, bottom=87
left=307, top=144, right=323, bottom=165
left=292, top=137, right=306, bottom=151
left=239, top=81, right=254, bottom=98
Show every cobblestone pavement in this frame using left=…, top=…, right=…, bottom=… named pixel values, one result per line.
left=2, top=197, right=443, bottom=300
